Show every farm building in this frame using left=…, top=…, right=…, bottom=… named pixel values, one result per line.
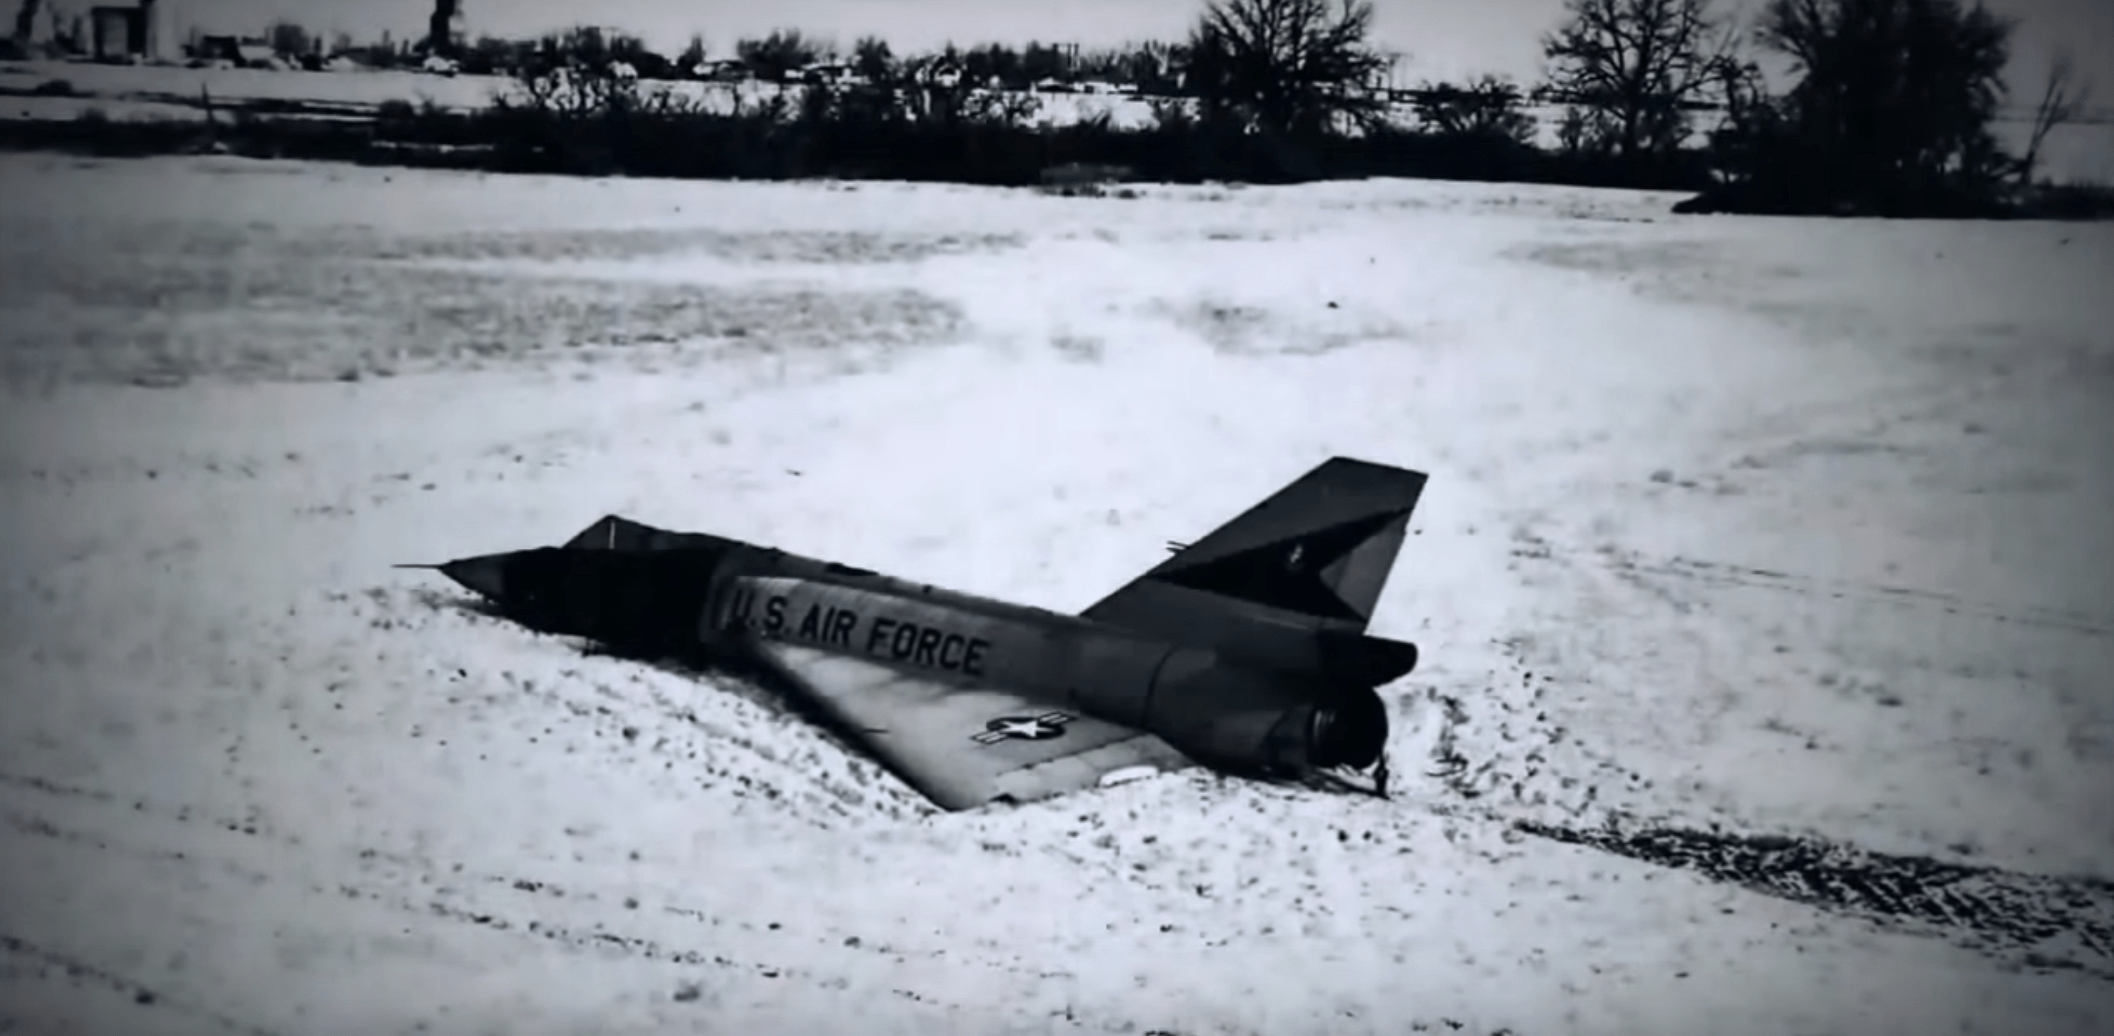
left=190, top=33, right=275, bottom=68
left=87, top=0, right=178, bottom=63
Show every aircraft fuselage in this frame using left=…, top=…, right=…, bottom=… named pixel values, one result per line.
left=412, top=455, right=1428, bottom=808
left=697, top=544, right=1390, bottom=778
left=437, top=533, right=1393, bottom=781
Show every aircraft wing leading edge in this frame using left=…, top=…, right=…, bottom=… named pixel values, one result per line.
left=751, top=641, right=1193, bottom=810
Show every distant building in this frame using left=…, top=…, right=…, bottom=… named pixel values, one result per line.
left=192, top=33, right=274, bottom=68
left=799, top=61, right=859, bottom=87
left=916, top=59, right=963, bottom=89
left=87, top=0, right=179, bottom=63
left=693, top=58, right=748, bottom=82
left=88, top=7, right=125, bottom=58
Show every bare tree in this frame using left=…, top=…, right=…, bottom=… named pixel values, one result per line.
left=851, top=35, right=895, bottom=84
left=1115, top=40, right=1183, bottom=95
left=1542, top=0, right=1739, bottom=166
left=1020, top=41, right=1071, bottom=84
left=676, top=33, right=707, bottom=73
left=428, top=1, right=462, bottom=59
left=12, top=0, right=43, bottom=47
left=1185, top=0, right=1391, bottom=137
left=267, top=20, right=313, bottom=58
left=736, top=28, right=825, bottom=82
left=1758, top=0, right=2014, bottom=194
left=1412, top=75, right=1537, bottom=144
left=2019, top=46, right=2092, bottom=185
left=963, top=42, right=1021, bottom=89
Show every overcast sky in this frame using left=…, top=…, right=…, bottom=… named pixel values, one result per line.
left=142, top=0, right=2114, bottom=96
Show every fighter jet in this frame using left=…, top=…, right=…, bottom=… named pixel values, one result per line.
left=404, top=456, right=1428, bottom=810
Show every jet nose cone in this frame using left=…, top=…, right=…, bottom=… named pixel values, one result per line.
left=437, top=554, right=509, bottom=601
left=397, top=544, right=727, bottom=656
left=397, top=554, right=514, bottom=601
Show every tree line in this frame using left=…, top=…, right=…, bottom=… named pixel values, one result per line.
left=9, top=0, right=2102, bottom=217
left=281, top=22, right=1201, bottom=99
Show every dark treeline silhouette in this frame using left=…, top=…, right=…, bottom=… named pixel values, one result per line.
left=1677, top=0, right=2083, bottom=216
left=6, top=0, right=2105, bottom=217
left=363, top=0, right=1710, bottom=191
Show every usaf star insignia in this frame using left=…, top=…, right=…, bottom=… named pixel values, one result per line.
left=972, top=711, right=1072, bottom=744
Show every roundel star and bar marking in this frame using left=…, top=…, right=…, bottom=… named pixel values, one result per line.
left=972, top=711, right=1073, bottom=745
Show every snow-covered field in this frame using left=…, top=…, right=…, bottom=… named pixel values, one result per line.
left=2, top=152, right=2111, bottom=1035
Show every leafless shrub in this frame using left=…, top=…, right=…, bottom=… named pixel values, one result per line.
left=2020, top=47, right=2093, bottom=186
left=1542, top=0, right=1740, bottom=166
left=1411, top=75, right=1537, bottom=144
left=1185, top=0, right=1393, bottom=137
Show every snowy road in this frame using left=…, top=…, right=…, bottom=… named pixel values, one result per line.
left=2, top=154, right=2111, bottom=1035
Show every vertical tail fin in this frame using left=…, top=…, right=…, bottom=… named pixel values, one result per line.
left=1080, top=457, right=1427, bottom=672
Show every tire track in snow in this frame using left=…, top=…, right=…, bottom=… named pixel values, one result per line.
left=0, top=771, right=1090, bottom=1022
left=3, top=768, right=1530, bottom=1035
left=0, top=931, right=284, bottom=1036
left=1417, top=713, right=2114, bottom=984
left=1, top=804, right=964, bottom=1022
left=1403, top=568, right=2114, bottom=980
left=1531, top=544, right=2114, bottom=639
left=1516, top=819, right=2114, bottom=981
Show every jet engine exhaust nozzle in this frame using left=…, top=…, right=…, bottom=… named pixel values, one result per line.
left=1309, top=687, right=1389, bottom=770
